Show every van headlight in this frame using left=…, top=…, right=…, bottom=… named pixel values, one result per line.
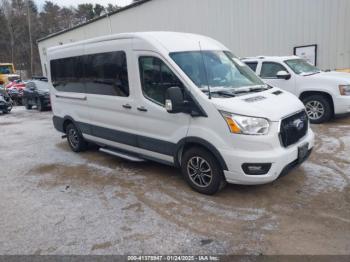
left=220, top=111, right=270, bottom=135
left=339, top=85, right=350, bottom=96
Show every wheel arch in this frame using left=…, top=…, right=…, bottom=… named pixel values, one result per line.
left=299, top=91, right=334, bottom=114
left=62, top=116, right=75, bottom=133
left=174, top=137, right=228, bottom=171
left=52, top=115, right=81, bottom=134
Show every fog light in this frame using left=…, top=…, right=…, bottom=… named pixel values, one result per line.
left=242, top=163, right=272, bottom=175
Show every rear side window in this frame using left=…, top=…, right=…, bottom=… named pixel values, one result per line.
left=244, top=61, right=258, bottom=72
left=85, top=51, right=129, bottom=96
left=26, top=82, right=35, bottom=89
left=260, top=62, right=287, bottom=78
left=139, top=56, right=183, bottom=105
left=36, top=81, right=49, bottom=90
left=50, top=51, right=129, bottom=96
left=50, top=56, right=85, bottom=93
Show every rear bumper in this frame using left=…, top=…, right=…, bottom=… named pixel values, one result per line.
left=53, top=115, right=64, bottom=133
left=223, top=130, right=314, bottom=185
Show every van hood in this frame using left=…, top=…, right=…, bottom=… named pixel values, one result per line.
left=307, top=71, right=350, bottom=84
left=211, top=88, right=305, bottom=122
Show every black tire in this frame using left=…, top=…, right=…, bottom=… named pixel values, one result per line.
left=37, top=99, right=44, bottom=112
left=24, top=99, right=32, bottom=110
left=2, top=102, right=12, bottom=114
left=181, top=147, right=226, bottom=195
left=66, top=123, right=88, bottom=152
left=302, top=94, right=332, bottom=124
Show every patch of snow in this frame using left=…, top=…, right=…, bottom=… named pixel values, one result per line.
left=301, top=162, right=347, bottom=195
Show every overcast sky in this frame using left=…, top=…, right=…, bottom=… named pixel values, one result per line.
left=35, top=0, right=133, bottom=9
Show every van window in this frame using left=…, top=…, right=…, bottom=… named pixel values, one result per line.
left=139, top=56, right=183, bottom=105
left=50, top=51, right=129, bottom=96
left=244, top=61, right=258, bottom=72
left=260, top=62, right=287, bottom=78
left=85, top=51, right=129, bottom=96
left=50, top=56, right=85, bottom=93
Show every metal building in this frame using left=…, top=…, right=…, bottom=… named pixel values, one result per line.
left=38, top=0, right=350, bottom=75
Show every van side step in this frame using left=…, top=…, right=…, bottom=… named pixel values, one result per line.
left=99, top=147, right=145, bottom=162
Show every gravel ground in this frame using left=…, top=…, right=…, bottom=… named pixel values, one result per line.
left=0, top=106, right=349, bottom=255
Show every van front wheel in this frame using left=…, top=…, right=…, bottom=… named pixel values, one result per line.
left=181, top=147, right=225, bottom=195
left=66, top=123, right=88, bottom=152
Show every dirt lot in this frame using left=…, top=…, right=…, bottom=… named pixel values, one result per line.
left=0, top=107, right=349, bottom=255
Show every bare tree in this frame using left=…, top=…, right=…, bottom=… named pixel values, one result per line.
left=26, top=0, right=33, bottom=77
left=0, top=0, right=120, bottom=76
left=1, top=0, right=15, bottom=64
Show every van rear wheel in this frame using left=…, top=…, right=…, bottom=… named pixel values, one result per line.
left=66, top=123, right=88, bottom=152
left=181, top=147, right=225, bottom=195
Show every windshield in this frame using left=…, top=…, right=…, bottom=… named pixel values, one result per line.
left=285, top=59, right=320, bottom=75
left=170, top=51, right=265, bottom=92
left=0, top=65, right=13, bottom=74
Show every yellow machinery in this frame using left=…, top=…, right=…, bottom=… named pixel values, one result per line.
left=0, top=63, right=19, bottom=85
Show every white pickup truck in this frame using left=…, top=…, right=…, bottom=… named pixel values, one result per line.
left=242, top=56, right=350, bottom=123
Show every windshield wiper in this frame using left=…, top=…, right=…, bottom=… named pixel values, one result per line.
left=232, top=85, right=269, bottom=94
left=203, top=89, right=236, bottom=97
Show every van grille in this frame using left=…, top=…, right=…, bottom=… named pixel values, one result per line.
left=279, top=111, right=308, bottom=147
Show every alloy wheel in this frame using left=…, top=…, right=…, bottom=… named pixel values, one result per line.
left=68, top=128, right=79, bottom=149
left=187, top=156, right=212, bottom=187
left=305, top=100, right=325, bottom=121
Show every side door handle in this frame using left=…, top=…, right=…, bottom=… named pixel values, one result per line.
left=137, top=106, right=148, bottom=112
left=122, top=104, right=132, bottom=109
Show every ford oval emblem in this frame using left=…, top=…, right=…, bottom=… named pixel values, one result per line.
left=293, top=119, right=304, bottom=131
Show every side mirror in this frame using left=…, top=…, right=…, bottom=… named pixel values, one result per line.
left=276, top=70, right=291, bottom=80
left=165, top=86, right=185, bottom=113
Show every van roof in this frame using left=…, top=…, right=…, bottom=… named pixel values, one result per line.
left=47, top=31, right=229, bottom=54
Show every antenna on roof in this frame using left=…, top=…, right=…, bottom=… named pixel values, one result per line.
left=199, top=41, right=212, bottom=99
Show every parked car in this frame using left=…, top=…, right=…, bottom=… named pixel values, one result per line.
left=22, top=80, right=51, bottom=111
left=5, top=79, right=26, bottom=91
left=0, top=86, right=13, bottom=114
left=47, top=32, right=314, bottom=195
left=242, top=56, right=350, bottom=123
left=7, top=88, right=23, bottom=106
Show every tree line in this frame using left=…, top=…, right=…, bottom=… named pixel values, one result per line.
left=0, top=0, right=122, bottom=77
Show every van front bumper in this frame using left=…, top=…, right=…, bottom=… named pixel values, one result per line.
left=222, top=130, right=315, bottom=185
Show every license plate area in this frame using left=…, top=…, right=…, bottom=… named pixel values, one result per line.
left=298, top=143, right=309, bottom=163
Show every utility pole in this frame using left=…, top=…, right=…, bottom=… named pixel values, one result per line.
left=26, top=0, right=33, bottom=78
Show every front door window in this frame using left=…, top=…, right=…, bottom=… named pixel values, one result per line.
left=139, top=56, right=183, bottom=106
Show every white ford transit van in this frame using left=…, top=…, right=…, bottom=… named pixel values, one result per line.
left=48, top=32, right=314, bottom=195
